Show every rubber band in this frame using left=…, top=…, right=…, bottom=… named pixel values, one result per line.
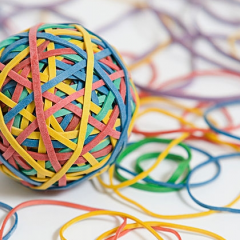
left=204, top=99, right=240, bottom=141
left=186, top=152, right=240, bottom=213
left=105, top=225, right=182, bottom=240
left=115, top=151, right=191, bottom=192
left=158, top=9, right=240, bottom=73
left=114, top=140, right=221, bottom=191
left=181, top=101, right=238, bottom=131
left=0, top=199, right=101, bottom=240
left=98, top=221, right=225, bottom=240
left=0, top=202, right=18, bottom=240
left=114, top=138, right=192, bottom=192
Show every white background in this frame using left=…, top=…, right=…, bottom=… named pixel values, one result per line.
left=1, top=0, right=240, bottom=239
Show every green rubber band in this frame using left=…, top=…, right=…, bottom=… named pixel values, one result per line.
left=115, top=138, right=191, bottom=192
left=135, top=152, right=190, bottom=183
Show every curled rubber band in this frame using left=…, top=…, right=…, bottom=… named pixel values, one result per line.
left=115, top=150, right=191, bottom=192
left=115, top=140, right=221, bottom=191
left=157, top=9, right=240, bottom=74
left=0, top=199, right=102, bottom=240
left=186, top=152, right=240, bottom=213
left=114, top=137, right=191, bottom=192
left=98, top=133, right=189, bottom=190
left=0, top=202, right=17, bottom=240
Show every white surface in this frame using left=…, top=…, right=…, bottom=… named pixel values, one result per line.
left=1, top=0, right=240, bottom=239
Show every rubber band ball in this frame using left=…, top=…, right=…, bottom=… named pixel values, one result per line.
left=0, top=23, right=139, bottom=190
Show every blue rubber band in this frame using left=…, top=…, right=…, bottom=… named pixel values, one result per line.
left=186, top=152, right=240, bottom=213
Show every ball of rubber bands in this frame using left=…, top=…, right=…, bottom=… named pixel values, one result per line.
left=0, top=23, right=139, bottom=190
